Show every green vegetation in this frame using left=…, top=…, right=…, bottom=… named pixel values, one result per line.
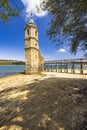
left=0, top=0, right=20, bottom=23
left=42, top=0, right=87, bottom=55
left=0, top=60, right=25, bottom=65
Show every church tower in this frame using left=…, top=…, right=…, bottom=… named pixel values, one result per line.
left=25, top=17, right=44, bottom=74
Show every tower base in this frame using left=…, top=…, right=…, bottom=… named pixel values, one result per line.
left=25, top=70, right=42, bottom=75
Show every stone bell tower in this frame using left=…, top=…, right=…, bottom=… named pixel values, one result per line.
left=25, top=17, right=44, bottom=74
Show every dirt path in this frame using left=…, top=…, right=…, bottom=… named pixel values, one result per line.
left=0, top=72, right=87, bottom=130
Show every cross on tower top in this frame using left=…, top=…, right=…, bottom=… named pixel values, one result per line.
left=30, top=13, right=33, bottom=19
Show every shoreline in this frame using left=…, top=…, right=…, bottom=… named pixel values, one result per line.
left=0, top=70, right=87, bottom=79
left=0, top=72, right=22, bottom=78
left=0, top=71, right=87, bottom=82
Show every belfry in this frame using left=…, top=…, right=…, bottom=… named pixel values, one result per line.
left=25, top=17, right=44, bottom=74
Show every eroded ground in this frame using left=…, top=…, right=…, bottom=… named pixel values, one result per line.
left=0, top=72, right=87, bottom=130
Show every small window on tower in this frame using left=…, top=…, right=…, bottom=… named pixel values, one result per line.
left=35, top=30, right=37, bottom=36
left=27, top=29, right=29, bottom=35
left=35, top=43, right=37, bottom=46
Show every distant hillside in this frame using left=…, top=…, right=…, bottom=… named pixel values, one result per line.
left=0, top=60, right=25, bottom=65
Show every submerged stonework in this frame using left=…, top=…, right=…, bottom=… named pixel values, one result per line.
left=25, top=18, right=44, bottom=74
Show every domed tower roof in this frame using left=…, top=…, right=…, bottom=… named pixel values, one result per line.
left=29, top=17, right=35, bottom=24
left=28, top=13, right=36, bottom=25
left=24, top=13, right=37, bottom=29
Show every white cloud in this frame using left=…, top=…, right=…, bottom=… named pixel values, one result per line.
left=21, top=0, right=47, bottom=20
left=45, top=55, right=50, bottom=58
left=57, top=48, right=66, bottom=53
left=44, top=55, right=51, bottom=60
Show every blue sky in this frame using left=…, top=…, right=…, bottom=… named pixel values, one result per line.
left=0, top=0, right=84, bottom=61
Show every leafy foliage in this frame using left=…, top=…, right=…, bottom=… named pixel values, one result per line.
left=0, top=0, right=20, bottom=22
left=42, top=0, right=87, bottom=54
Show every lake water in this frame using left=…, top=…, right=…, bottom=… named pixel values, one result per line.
left=0, top=65, right=25, bottom=78
left=0, top=64, right=87, bottom=78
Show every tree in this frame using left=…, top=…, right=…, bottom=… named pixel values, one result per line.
left=0, top=0, right=20, bottom=22
left=42, top=0, right=87, bottom=55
